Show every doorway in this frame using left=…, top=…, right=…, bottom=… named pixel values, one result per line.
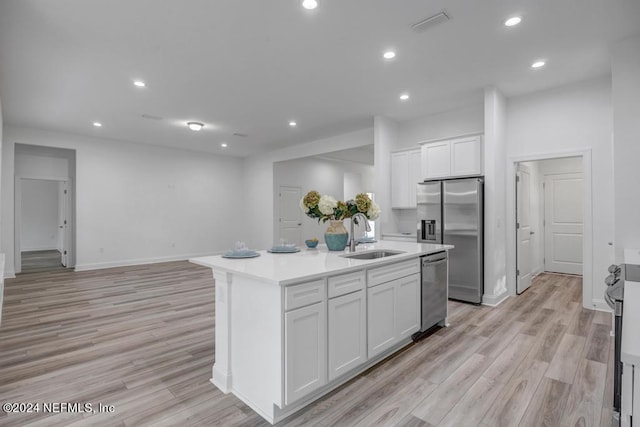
left=16, top=178, right=72, bottom=274
left=14, top=143, right=76, bottom=275
left=514, top=156, right=584, bottom=294
left=278, top=186, right=303, bottom=246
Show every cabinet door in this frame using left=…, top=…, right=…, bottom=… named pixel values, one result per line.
left=451, top=136, right=482, bottom=176
left=367, top=281, right=396, bottom=358
left=421, top=141, right=451, bottom=180
left=284, top=301, right=327, bottom=405
left=391, top=152, right=409, bottom=208
left=328, top=290, right=366, bottom=381
left=407, top=149, right=422, bottom=208
left=395, top=274, right=421, bottom=338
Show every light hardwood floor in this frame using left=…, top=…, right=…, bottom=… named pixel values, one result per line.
left=0, top=262, right=613, bottom=426
left=20, top=250, right=65, bottom=274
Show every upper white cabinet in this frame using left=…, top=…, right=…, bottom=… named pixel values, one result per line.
left=391, top=148, right=421, bottom=209
left=421, top=135, right=483, bottom=180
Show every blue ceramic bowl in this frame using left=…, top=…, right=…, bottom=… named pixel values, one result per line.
left=305, top=239, right=319, bottom=248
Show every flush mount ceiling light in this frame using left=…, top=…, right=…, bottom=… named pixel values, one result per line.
left=187, top=121, right=204, bottom=131
left=504, top=16, right=522, bottom=27
left=399, top=93, right=410, bottom=101
left=133, top=80, right=146, bottom=88
left=383, top=51, right=396, bottom=60
left=289, top=121, right=297, bottom=127
left=302, top=0, right=317, bottom=10
left=531, top=60, right=546, bottom=69
left=93, top=122, right=102, bottom=127
left=221, top=143, right=228, bottom=148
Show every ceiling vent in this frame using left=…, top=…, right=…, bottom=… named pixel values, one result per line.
left=411, top=11, right=450, bottom=33
left=141, top=114, right=163, bottom=121
left=233, top=132, right=249, bottom=138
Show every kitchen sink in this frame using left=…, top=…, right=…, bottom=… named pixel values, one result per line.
left=341, top=250, right=405, bottom=260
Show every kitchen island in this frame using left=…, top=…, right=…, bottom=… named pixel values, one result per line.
left=190, top=240, right=452, bottom=424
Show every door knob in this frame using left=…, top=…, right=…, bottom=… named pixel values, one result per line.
left=530, top=231, right=535, bottom=235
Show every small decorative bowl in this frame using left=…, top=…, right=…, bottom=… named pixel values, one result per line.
left=305, top=239, right=319, bottom=248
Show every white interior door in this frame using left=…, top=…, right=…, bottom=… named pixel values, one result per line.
left=279, top=186, right=302, bottom=246
left=544, top=173, right=583, bottom=275
left=516, top=164, right=533, bottom=294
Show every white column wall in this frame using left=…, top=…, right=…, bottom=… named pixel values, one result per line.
left=373, top=116, right=399, bottom=240
left=612, top=35, right=640, bottom=261
left=483, top=87, right=508, bottom=305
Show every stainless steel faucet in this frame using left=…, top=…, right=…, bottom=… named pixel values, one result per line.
left=349, top=213, right=372, bottom=252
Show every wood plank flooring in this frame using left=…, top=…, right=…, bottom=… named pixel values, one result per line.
left=0, top=263, right=613, bottom=426
left=20, top=250, right=65, bottom=274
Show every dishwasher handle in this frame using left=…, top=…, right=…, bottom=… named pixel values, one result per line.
left=422, top=251, right=447, bottom=265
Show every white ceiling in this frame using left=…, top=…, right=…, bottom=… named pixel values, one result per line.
left=1, top=0, right=639, bottom=157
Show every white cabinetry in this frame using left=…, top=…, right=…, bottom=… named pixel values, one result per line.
left=391, top=149, right=421, bottom=208
left=327, top=271, right=366, bottom=381
left=421, top=135, right=482, bottom=180
left=367, top=260, right=420, bottom=359
left=284, top=282, right=327, bottom=405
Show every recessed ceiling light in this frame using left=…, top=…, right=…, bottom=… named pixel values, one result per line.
left=221, top=143, right=228, bottom=148
left=531, top=60, right=546, bottom=69
left=302, top=0, right=317, bottom=10
left=93, top=122, right=102, bottom=127
left=383, top=51, right=396, bottom=60
left=133, top=80, right=146, bottom=88
left=289, top=121, right=297, bottom=127
left=400, top=93, right=410, bottom=101
left=187, top=122, right=204, bottom=131
left=504, top=16, right=522, bottom=27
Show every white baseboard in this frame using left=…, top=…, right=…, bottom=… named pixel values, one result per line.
left=591, top=298, right=612, bottom=312
left=74, top=251, right=223, bottom=272
left=482, top=290, right=510, bottom=307
left=22, top=247, right=60, bottom=252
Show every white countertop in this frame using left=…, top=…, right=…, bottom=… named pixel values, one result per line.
left=190, top=240, right=452, bottom=286
left=622, top=279, right=640, bottom=366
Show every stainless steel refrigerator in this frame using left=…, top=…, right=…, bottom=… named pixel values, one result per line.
left=417, top=177, right=484, bottom=304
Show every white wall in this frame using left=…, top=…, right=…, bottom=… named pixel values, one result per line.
left=1, top=126, right=246, bottom=275
left=506, top=76, right=613, bottom=310
left=274, top=157, right=374, bottom=244
left=396, top=103, right=484, bottom=150
left=373, top=116, right=399, bottom=239
left=484, top=87, right=508, bottom=305
left=244, top=127, right=374, bottom=250
left=612, top=36, right=640, bottom=262
left=21, top=179, right=59, bottom=251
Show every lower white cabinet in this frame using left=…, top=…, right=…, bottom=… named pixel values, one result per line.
left=367, top=273, right=420, bottom=359
left=396, top=274, right=421, bottom=338
left=368, top=280, right=397, bottom=357
left=328, top=290, right=366, bottom=381
left=284, top=301, right=327, bottom=405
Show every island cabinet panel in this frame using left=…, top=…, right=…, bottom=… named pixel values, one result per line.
left=367, top=259, right=420, bottom=287
left=395, top=274, right=421, bottom=338
left=327, top=271, right=365, bottom=298
left=284, top=301, right=327, bottom=405
left=328, top=290, right=366, bottom=381
left=285, top=279, right=324, bottom=311
left=367, top=280, right=397, bottom=358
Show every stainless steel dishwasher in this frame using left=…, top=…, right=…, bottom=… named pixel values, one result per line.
left=412, top=251, right=448, bottom=341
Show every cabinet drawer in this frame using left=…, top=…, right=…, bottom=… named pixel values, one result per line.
left=285, top=279, right=325, bottom=311
left=328, top=271, right=365, bottom=298
left=367, top=259, right=420, bottom=287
